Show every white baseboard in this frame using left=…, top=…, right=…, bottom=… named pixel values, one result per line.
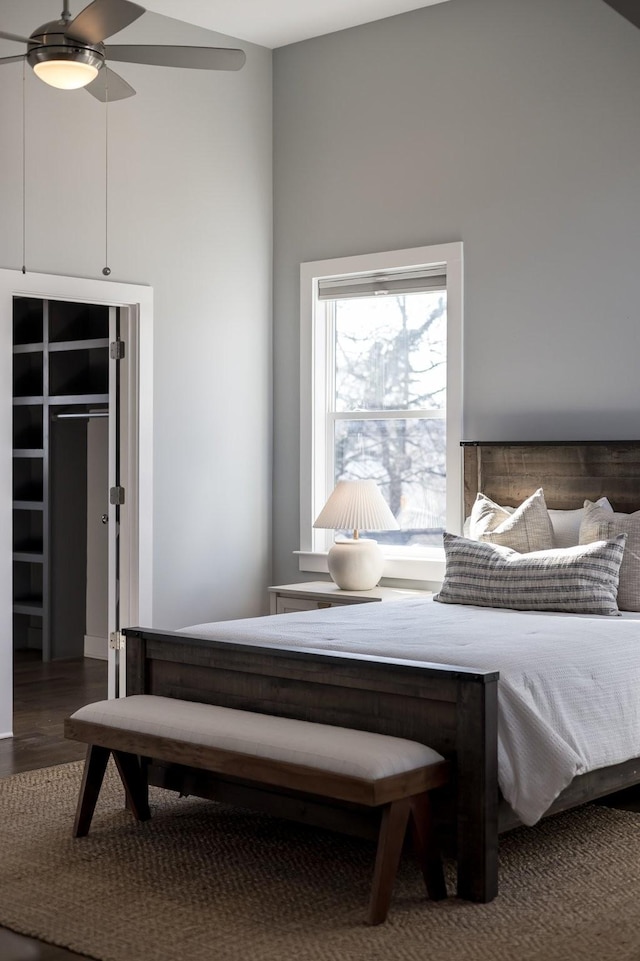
left=84, top=634, right=108, bottom=660
left=0, top=731, right=12, bottom=740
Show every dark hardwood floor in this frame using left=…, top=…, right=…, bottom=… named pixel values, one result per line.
left=0, top=650, right=107, bottom=778
left=0, top=650, right=107, bottom=960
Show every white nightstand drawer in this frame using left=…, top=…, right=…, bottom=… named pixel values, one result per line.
left=268, top=581, right=430, bottom=615
left=274, top=596, right=336, bottom=614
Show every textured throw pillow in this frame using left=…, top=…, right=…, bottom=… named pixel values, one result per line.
left=548, top=497, right=612, bottom=549
left=434, top=532, right=626, bottom=615
left=579, top=501, right=640, bottom=611
left=469, top=488, right=554, bottom=553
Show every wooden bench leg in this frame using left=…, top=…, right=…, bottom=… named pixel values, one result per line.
left=73, top=745, right=111, bottom=838
left=410, top=792, right=447, bottom=901
left=112, top=750, right=151, bottom=823
left=367, top=798, right=411, bottom=925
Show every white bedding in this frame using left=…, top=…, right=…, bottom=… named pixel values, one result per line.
left=181, top=598, right=640, bottom=826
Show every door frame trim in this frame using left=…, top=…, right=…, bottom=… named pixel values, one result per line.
left=1, top=269, right=153, bottom=737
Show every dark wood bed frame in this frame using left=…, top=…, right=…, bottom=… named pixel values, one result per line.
left=123, top=441, right=640, bottom=905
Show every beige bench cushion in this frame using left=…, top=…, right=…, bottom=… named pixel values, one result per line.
left=70, top=695, right=443, bottom=781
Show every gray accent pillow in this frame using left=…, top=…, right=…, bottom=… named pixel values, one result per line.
left=548, top=497, right=612, bottom=549
left=469, top=488, right=554, bottom=553
left=579, top=500, right=640, bottom=612
left=434, top=532, right=626, bottom=615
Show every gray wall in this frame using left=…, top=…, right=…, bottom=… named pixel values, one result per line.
left=272, top=0, right=640, bottom=585
left=0, top=3, right=272, bottom=627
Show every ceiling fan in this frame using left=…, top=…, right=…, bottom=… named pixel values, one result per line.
left=0, top=0, right=246, bottom=101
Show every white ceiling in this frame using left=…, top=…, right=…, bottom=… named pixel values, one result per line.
left=143, top=0, right=451, bottom=50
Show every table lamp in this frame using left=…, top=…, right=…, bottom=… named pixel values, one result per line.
left=313, top=480, right=399, bottom=590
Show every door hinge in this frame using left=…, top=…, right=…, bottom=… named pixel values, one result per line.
left=110, top=340, right=126, bottom=360
left=109, top=631, right=126, bottom=651
left=110, top=486, right=125, bottom=505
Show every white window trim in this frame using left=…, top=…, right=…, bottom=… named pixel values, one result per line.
left=298, top=241, right=463, bottom=584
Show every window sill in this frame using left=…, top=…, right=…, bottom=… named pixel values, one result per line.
left=294, top=548, right=445, bottom=586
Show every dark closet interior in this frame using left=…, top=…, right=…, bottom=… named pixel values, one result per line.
left=12, top=297, right=110, bottom=661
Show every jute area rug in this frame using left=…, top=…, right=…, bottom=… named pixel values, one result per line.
left=1, top=762, right=640, bottom=961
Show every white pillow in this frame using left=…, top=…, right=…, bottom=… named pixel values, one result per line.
left=469, top=488, right=554, bottom=553
left=464, top=496, right=612, bottom=548
left=548, top=497, right=612, bottom=549
left=464, top=505, right=514, bottom=538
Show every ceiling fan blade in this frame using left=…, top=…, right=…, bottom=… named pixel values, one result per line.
left=66, top=0, right=145, bottom=45
left=105, top=44, right=246, bottom=71
left=0, top=30, right=30, bottom=44
left=601, top=0, right=640, bottom=28
left=0, top=54, right=25, bottom=66
left=85, top=66, right=136, bottom=101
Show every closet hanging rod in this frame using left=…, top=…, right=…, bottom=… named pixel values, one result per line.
left=54, top=411, right=109, bottom=420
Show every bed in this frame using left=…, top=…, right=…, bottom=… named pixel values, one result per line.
left=123, top=440, right=640, bottom=904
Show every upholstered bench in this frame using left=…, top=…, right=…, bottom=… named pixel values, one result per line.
left=65, top=694, right=450, bottom=924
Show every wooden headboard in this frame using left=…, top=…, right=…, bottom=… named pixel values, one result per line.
left=462, top=441, right=640, bottom=517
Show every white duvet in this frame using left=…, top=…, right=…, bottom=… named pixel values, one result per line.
left=181, top=598, right=640, bottom=826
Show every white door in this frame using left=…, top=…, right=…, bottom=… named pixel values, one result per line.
left=107, top=305, right=139, bottom=699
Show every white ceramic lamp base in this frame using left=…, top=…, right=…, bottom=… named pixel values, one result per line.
left=327, top=539, right=384, bottom=591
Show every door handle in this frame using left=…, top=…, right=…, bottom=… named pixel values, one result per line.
left=101, top=513, right=109, bottom=525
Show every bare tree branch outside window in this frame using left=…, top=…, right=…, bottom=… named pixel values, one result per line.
left=331, top=291, right=447, bottom=546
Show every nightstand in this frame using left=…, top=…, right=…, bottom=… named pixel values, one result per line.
left=268, top=581, right=431, bottom=614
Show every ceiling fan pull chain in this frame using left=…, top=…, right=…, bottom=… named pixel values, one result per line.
left=21, top=58, right=26, bottom=275
left=103, top=81, right=111, bottom=276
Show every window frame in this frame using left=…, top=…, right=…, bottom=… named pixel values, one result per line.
left=298, top=241, right=463, bottom=583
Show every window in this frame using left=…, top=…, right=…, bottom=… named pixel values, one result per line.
left=299, top=242, right=463, bottom=583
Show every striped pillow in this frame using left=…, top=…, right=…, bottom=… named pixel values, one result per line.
left=434, top=532, right=626, bottom=615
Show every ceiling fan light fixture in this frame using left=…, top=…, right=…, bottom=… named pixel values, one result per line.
left=32, top=57, right=100, bottom=89
left=27, top=26, right=105, bottom=91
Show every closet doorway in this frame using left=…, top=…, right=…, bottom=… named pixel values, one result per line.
left=1, top=269, right=154, bottom=740
left=14, top=299, right=113, bottom=659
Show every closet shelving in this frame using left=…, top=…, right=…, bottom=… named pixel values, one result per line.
left=12, top=297, right=110, bottom=660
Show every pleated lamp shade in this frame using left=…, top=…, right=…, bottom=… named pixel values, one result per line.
left=313, top=480, right=399, bottom=535
left=313, top=481, right=399, bottom=591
